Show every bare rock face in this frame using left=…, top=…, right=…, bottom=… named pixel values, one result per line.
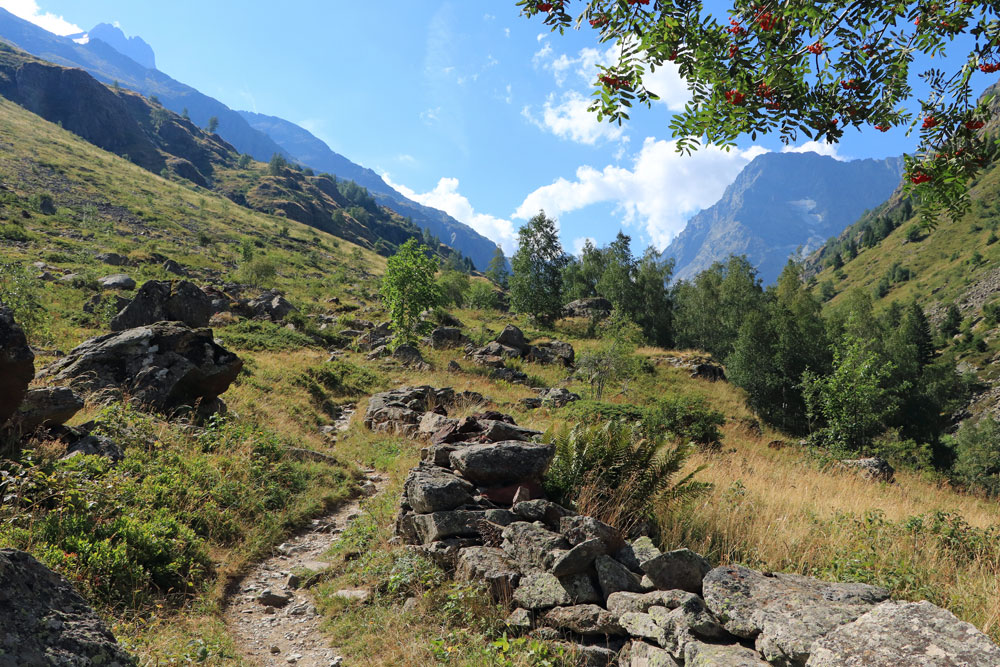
left=42, top=322, right=242, bottom=413
left=806, top=600, right=1000, bottom=666
left=0, top=548, right=135, bottom=666
left=702, top=565, right=889, bottom=666
left=0, top=304, right=34, bottom=425
left=110, top=280, right=213, bottom=331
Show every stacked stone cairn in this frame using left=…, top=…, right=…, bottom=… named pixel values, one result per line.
left=367, top=385, right=1000, bottom=666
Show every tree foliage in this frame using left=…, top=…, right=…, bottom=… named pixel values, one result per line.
left=517, top=0, right=1000, bottom=221
left=380, top=239, right=440, bottom=347
left=510, top=211, right=569, bottom=322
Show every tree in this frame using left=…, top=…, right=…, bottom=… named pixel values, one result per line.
left=941, top=303, right=962, bottom=337
left=576, top=311, right=644, bottom=400
left=268, top=153, right=288, bottom=176
left=486, top=246, right=510, bottom=288
left=436, top=270, right=470, bottom=308
left=517, top=0, right=1000, bottom=220
left=206, top=116, right=219, bottom=133
left=380, top=239, right=439, bottom=347
left=950, top=417, right=1000, bottom=497
left=510, top=211, right=569, bottom=323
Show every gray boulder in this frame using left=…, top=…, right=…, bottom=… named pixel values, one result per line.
left=512, top=499, right=576, bottom=530
left=501, top=521, right=569, bottom=572
left=550, top=538, right=606, bottom=577
left=403, top=465, right=476, bottom=513
left=0, top=548, right=135, bottom=665
left=543, top=604, right=625, bottom=636
left=606, top=590, right=701, bottom=616
left=538, top=387, right=581, bottom=408
left=619, top=612, right=669, bottom=647
left=806, top=600, right=1000, bottom=666
left=563, top=297, right=612, bottom=319
left=621, top=640, right=679, bottom=666
left=0, top=304, right=34, bottom=425
left=489, top=367, right=529, bottom=385
left=449, top=441, right=556, bottom=486
left=15, top=387, right=84, bottom=431
left=42, top=323, right=243, bottom=413
left=595, top=554, right=643, bottom=598
left=110, top=280, right=213, bottom=331
left=248, top=290, right=296, bottom=321
left=616, top=536, right=663, bottom=572
left=64, top=434, right=123, bottom=462
left=98, top=274, right=135, bottom=290
left=427, top=326, right=469, bottom=349
left=684, top=641, right=769, bottom=666
left=529, top=341, right=575, bottom=367
left=702, top=565, right=889, bottom=666
left=641, top=549, right=712, bottom=594
left=560, top=515, right=623, bottom=551
left=839, top=456, right=895, bottom=483
left=410, top=509, right=514, bottom=543
left=512, top=573, right=572, bottom=609
left=96, top=252, right=129, bottom=266
left=495, top=324, right=528, bottom=353
left=455, top=546, right=520, bottom=599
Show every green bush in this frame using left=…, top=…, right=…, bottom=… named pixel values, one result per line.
left=0, top=261, right=46, bottom=342
left=466, top=281, right=502, bottom=310
left=0, top=223, right=29, bottom=241
left=560, top=400, right=646, bottom=425
left=948, top=417, right=1000, bottom=497
left=218, top=319, right=316, bottom=351
left=646, top=395, right=726, bottom=447
left=543, top=421, right=709, bottom=536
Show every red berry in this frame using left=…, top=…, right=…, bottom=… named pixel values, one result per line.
left=966, top=120, right=986, bottom=130
left=910, top=171, right=932, bottom=184
left=922, top=116, right=938, bottom=129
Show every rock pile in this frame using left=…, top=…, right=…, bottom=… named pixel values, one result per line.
left=0, top=548, right=135, bottom=665
left=468, top=325, right=575, bottom=385
left=110, top=279, right=213, bottom=331
left=363, top=386, right=488, bottom=438
left=563, top=297, right=613, bottom=320
left=375, top=384, right=1000, bottom=666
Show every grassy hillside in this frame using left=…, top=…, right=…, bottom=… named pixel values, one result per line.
left=3, top=77, right=1000, bottom=664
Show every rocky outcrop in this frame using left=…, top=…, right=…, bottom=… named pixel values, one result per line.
left=246, top=290, right=296, bottom=321
left=0, top=548, right=136, bottom=665
left=563, top=297, right=613, bottom=319
left=521, top=387, right=581, bottom=410
left=0, top=304, right=34, bottom=424
left=363, top=386, right=486, bottom=437
left=42, top=322, right=242, bottom=413
left=468, top=325, right=576, bottom=384
left=425, top=326, right=470, bottom=349
left=110, top=280, right=213, bottom=331
left=839, top=456, right=895, bottom=483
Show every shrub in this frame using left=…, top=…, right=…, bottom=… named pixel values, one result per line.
left=0, top=223, right=29, bottom=241
left=0, top=261, right=46, bottom=342
left=560, top=400, right=646, bottom=425
left=29, top=192, right=56, bottom=215
left=646, top=395, right=726, bottom=447
left=905, top=224, right=923, bottom=242
left=238, top=256, right=277, bottom=288
left=217, top=319, right=315, bottom=351
left=466, top=281, right=502, bottom=310
left=543, top=421, right=709, bottom=536
left=949, top=417, right=1000, bottom=497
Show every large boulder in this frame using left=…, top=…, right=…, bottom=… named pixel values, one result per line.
left=449, top=441, right=556, bottom=486
left=806, top=600, right=1000, bottom=666
left=455, top=546, right=521, bottom=599
left=426, top=326, right=469, bottom=349
left=495, top=324, right=528, bottom=353
left=0, top=548, right=135, bottom=665
left=702, top=565, right=889, bottom=666
left=528, top=341, right=575, bottom=367
left=684, top=641, right=769, bottom=666
left=640, top=548, right=712, bottom=594
left=42, top=323, right=243, bottom=413
left=839, top=456, right=895, bottom=483
left=543, top=604, right=625, bottom=636
left=563, top=297, right=613, bottom=319
left=501, top=521, right=569, bottom=573
left=15, top=387, right=85, bottom=431
left=110, top=280, right=213, bottom=331
left=247, top=290, right=296, bottom=321
left=0, top=304, right=34, bottom=424
left=98, top=274, right=136, bottom=290
left=403, top=465, right=476, bottom=513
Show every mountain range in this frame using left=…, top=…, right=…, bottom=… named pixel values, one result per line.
left=662, top=151, right=904, bottom=284
left=0, top=8, right=502, bottom=269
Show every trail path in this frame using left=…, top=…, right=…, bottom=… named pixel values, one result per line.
left=223, top=407, right=385, bottom=666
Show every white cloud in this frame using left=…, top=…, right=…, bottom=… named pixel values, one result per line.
left=522, top=90, right=625, bottom=145
left=532, top=42, right=553, bottom=66
left=0, top=0, right=81, bottom=35
left=514, top=138, right=766, bottom=249
left=419, top=107, right=441, bottom=124
left=782, top=140, right=845, bottom=161
left=383, top=174, right=517, bottom=254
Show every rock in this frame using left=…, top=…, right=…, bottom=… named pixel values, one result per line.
left=648, top=597, right=727, bottom=645
left=501, top=521, right=569, bottom=572
left=621, top=640, right=680, bottom=666
left=64, top=434, right=123, bottom=461
left=520, top=397, right=543, bottom=409
left=257, top=589, right=293, bottom=607
left=162, top=258, right=186, bottom=275
left=98, top=273, right=135, bottom=290
left=538, top=387, right=581, bottom=407
left=595, top=554, right=643, bottom=598
left=418, top=412, right=457, bottom=436
left=427, top=326, right=469, bottom=349
left=42, top=322, right=243, bottom=413
left=495, top=324, right=528, bottom=353
left=489, top=367, right=529, bottom=384
left=619, top=612, right=669, bottom=647
left=447, top=360, right=462, bottom=373
left=640, top=549, right=712, bottom=594
left=684, top=641, right=769, bottom=666
left=560, top=571, right=604, bottom=604
left=403, top=466, right=476, bottom=513
left=0, top=304, right=34, bottom=425
left=506, top=607, right=534, bottom=632
left=392, top=344, right=427, bottom=368
left=563, top=297, right=613, bottom=319
left=806, top=600, right=1000, bottom=666
left=0, top=549, right=135, bottom=665
left=411, top=509, right=514, bottom=543
left=689, top=362, right=726, bottom=382
left=606, top=590, right=697, bottom=616
left=550, top=538, right=607, bottom=577
left=839, top=456, right=895, bottom=483
left=512, top=573, right=572, bottom=609
left=617, top=536, right=663, bottom=572
left=478, top=420, right=542, bottom=443
left=332, top=588, right=370, bottom=603
left=529, top=341, right=575, bottom=367
left=512, top=499, right=576, bottom=530
left=15, top=387, right=84, bottom=431
left=561, top=642, right=620, bottom=666
left=456, top=547, right=521, bottom=599
left=560, top=515, right=623, bottom=551
left=449, top=441, right=556, bottom=486
left=702, top=565, right=889, bottom=666
left=417, top=537, right=481, bottom=570
left=110, top=280, right=213, bottom=331
left=96, top=251, right=129, bottom=266
left=543, top=604, right=625, bottom=636
left=248, top=290, right=297, bottom=321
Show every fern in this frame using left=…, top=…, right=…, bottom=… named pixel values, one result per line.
left=543, top=421, right=710, bottom=536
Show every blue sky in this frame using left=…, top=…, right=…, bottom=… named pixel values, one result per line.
left=0, top=0, right=973, bottom=256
